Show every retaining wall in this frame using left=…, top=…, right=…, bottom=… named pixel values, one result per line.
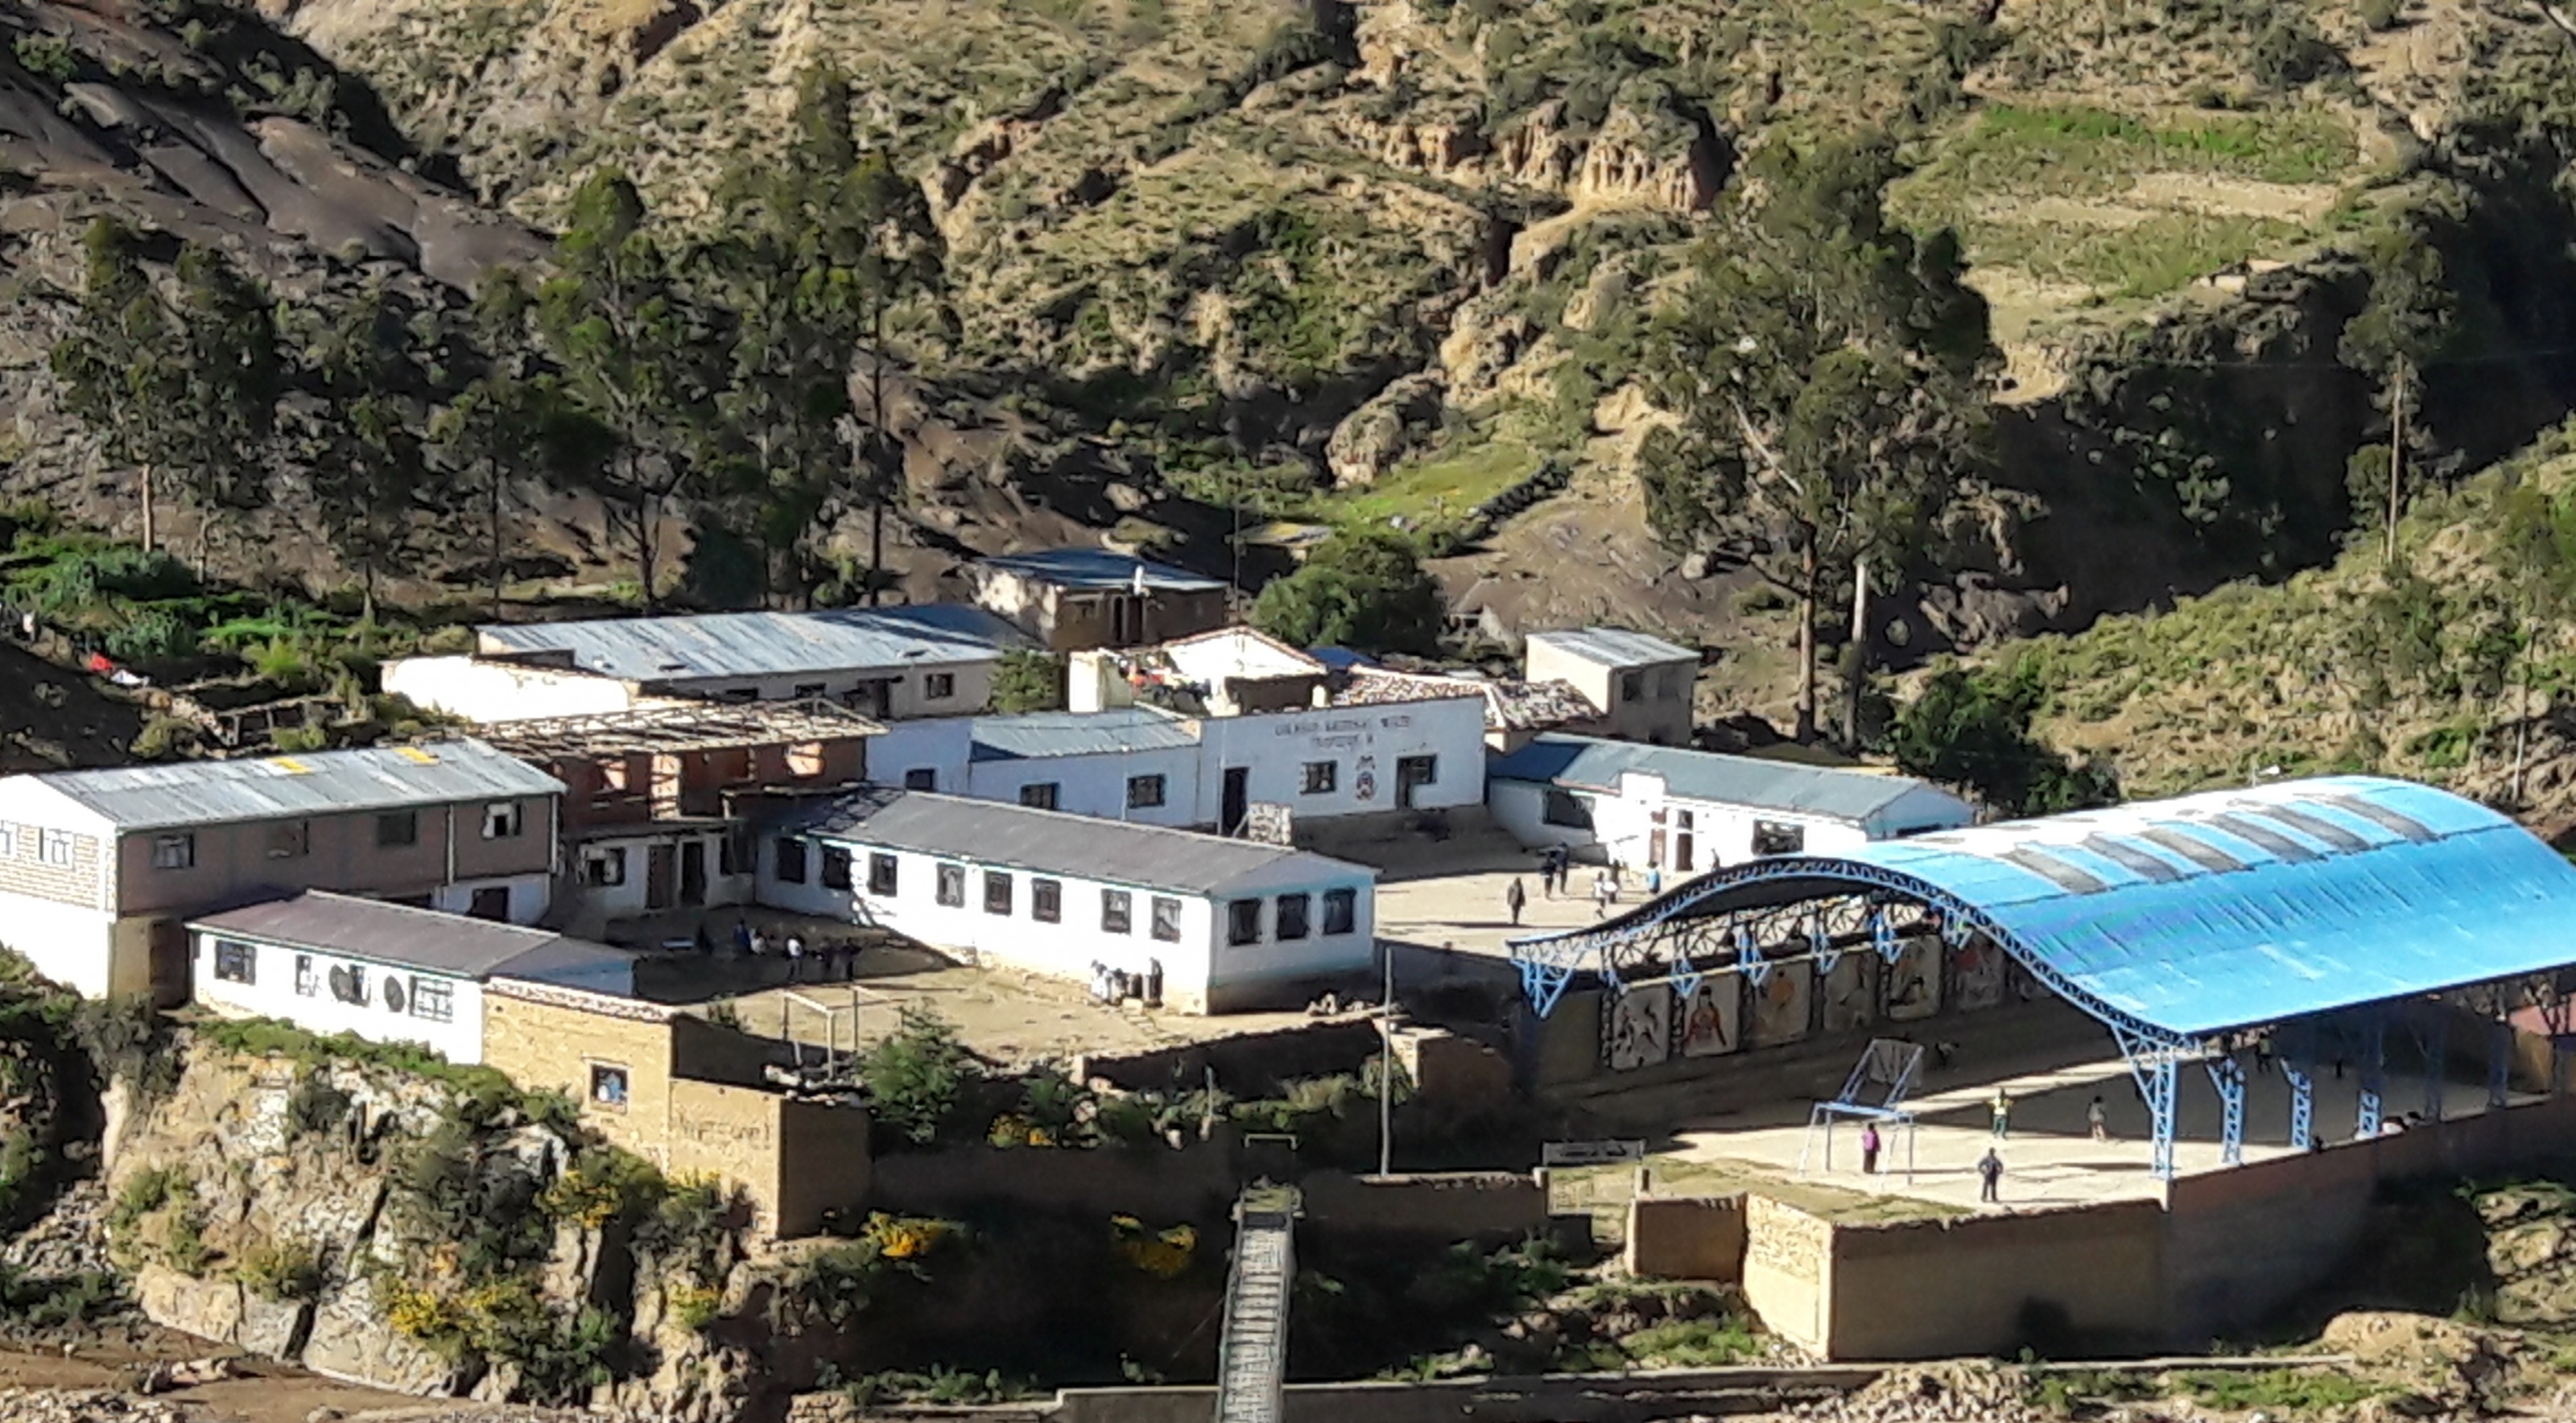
left=1625, top=1194, right=1747, bottom=1281
left=1302, top=1169, right=1553, bottom=1248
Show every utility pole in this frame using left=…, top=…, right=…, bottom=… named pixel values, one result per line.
left=1377, top=942, right=1394, bottom=1178
left=1844, top=559, right=1869, bottom=753
left=2385, top=363, right=2407, bottom=567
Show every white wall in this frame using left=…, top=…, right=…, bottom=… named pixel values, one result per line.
left=0, top=897, right=118, bottom=998
left=382, top=656, right=639, bottom=724
left=1869, top=784, right=1979, bottom=837
left=190, top=930, right=487, bottom=1062
left=429, top=874, right=552, bottom=926
left=753, top=833, right=1375, bottom=1009
left=661, top=657, right=999, bottom=720
left=1192, top=698, right=1488, bottom=825
left=566, top=827, right=752, bottom=928
left=865, top=717, right=975, bottom=794
left=1491, top=773, right=1882, bottom=876
left=964, top=744, right=1203, bottom=828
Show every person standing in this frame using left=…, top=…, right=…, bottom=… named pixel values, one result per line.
left=1591, top=869, right=1615, bottom=919
left=1989, top=1087, right=2013, bottom=1140
left=2087, top=1095, right=2108, bottom=1141
left=1505, top=877, right=1528, bottom=926
left=1860, top=1122, right=1882, bottom=1175
left=784, top=934, right=806, bottom=981
left=1977, top=1149, right=2004, bottom=1204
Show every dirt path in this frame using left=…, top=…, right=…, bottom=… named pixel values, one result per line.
left=0, top=1340, right=594, bottom=1423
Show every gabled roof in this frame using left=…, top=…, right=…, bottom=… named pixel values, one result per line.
left=1526, top=627, right=1699, bottom=668
left=1491, top=734, right=1953, bottom=826
left=770, top=789, right=1372, bottom=897
left=969, top=707, right=1200, bottom=761
left=477, top=605, right=1031, bottom=683
left=188, top=892, right=634, bottom=990
left=1158, top=626, right=1326, bottom=684
left=973, top=548, right=1227, bottom=593
left=22, top=740, right=564, bottom=832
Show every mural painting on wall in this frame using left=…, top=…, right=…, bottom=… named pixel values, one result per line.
left=2008, top=959, right=2047, bottom=1004
left=1886, top=938, right=1942, bottom=1022
left=1604, top=983, right=1674, bottom=1070
left=1679, top=977, right=1742, bottom=1058
left=1748, top=960, right=1813, bottom=1048
left=1822, top=954, right=1877, bottom=1033
left=1951, top=935, right=2007, bottom=1012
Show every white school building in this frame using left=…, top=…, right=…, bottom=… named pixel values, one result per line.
left=755, top=790, right=1378, bottom=1013
left=1488, top=735, right=1975, bottom=876
left=188, top=892, right=636, bottom=1065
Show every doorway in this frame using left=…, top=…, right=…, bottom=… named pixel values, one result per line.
left=1395, top=756, right=1436, bottom=810
left=147, top=919, right=189, bottom=1008
left=645, top=845, right=675, bottom=911
left=469, top=885, right=512, bottom=922
left=1221, top=767, right=1250, bottom=835
left=679, top=840, right=708, bottom=906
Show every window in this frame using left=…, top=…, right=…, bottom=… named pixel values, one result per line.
left=295, top=955, right=317, bottom=997
left=376, top=811, right=419, bottom=848
left=718, top=687, right=757, bottom=703
left=1227, top=898, right=1262, bottom=946
left=266, top=820, right=309, bottom=860
left=1400, top=755, right=1437, bottom=786
left=1018, top=782, right=1061, bottom=811
left=720, top=831, right=748, bottom=876
left=468, top=886, right=510, bottom=922
left=1301, top=761, right=1337, bottom=795
left=788, top=741, right=825, bottom=777
left=868, top=852, right=899, bottom=896
left=1033, top=877, right=1062, bottom=924
left=1276, top=892, right=1311, bottom=940
left=1620, top=670, right=1645, bottom=703
left=1752, top=820, right=1806, bottom=856
left=925, top=672, right=957, bottom=701
left=1102, top=889, right=1133, bottom=934
left=482, top=802, right=524, bottom=839
left=1323, top=887, right=1357, bottom=936
left=1151, top=896, right=1183, bottom=942
left=774, top=836, right=808, bottom=884
left=936, top=864, right=967, bottom=907
left=821, top=846, right=853, bottom=890
left=791, top=682, right=827, bottom=699
left=212, top=939, right=255, bottom=984
left=600, top=759, right=630, bottom=794
left=39, top=831, right=69, bottom=866
left=903, top=768, right=939, bottom=791
left=1126, top=774, right=1166, bottom=810
left=328, top=963, right=369, bottom=1006
left=588, top=1062, right=630, bottom=1109
left=1542, top=790, right=1594, bottom=829
left=582, top=848, right=628, bottom=887
left=152, top=834, right=194, bottom=870
left=411, top=978, right=455, bottom=1023
left=984, top=870, right=1013, bottom=915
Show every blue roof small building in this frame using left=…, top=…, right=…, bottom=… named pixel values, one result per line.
left=1488, top=733, right=1974, bottom=875
left=966, top=548, right=1231, bottom=653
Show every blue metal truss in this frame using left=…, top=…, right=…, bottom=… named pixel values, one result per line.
left=2204, top=1055, right=2247, bottom=1166
left=2282, top=1057, right=2315, bottom=1152
left=2113, top=1025, right=2186, bottom=1179
left=2356, top=1011, right=2386, bottom=1138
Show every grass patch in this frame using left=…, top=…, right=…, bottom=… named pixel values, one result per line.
left=1974, top=211, right=2309, bottom=299
left=2174, top=1367, right=2384, bottom=1413
left=1325, top=439, right=1539, bottom=535
left=1615, top=1316, right=1762, bottom=1367
left=1915, top=103, right=2355, bottom=199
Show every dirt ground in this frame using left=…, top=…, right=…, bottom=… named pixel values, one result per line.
left=0, top=1340, right=467, bottom=1422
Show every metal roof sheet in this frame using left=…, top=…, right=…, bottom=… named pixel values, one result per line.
left=1490, top=734, right=1953, bottom=825
left=770, top=790, right=1373, bottom=897
left=974, top=548, right=1227, bottom=592
left=188, top=892, right=635, bottom=989
left=29, top=740, right=564, bottom=831
left=1525, top=627, right=1699, bottom=667
left=478, top=605, right=1031, bottom=683
left=968, top=707, right=1200, bottom=761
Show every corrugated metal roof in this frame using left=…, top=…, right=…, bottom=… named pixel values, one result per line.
left=31, top=740, right=565, bottom=831
left=770, top=790, right=1373, bottom=897
left=1490, top=734, right=1949, bottom=825
left=969, top=707, right=1200, bottom=761
left=189, top=891, right=635, bottom=989
left=1525, top=627, right=1699, bottom=667
left=975, top=549, right=1227, bottom=592
left=1531, top=775, right=2576, bottom=1040
left=478, top=605, right=1031, bottom=683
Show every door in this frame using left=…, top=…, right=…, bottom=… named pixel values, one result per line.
left=1110, top=595, right=1146, bottom=646
left=1395, top=756, right=1436, bottom=810
left=679, top=840, right=708, bottom=906
left=1674, top=810, right=1696, bottom=873
left=645, top=844, right=676, bottom=910
left=1221, top=767, right=1250, bottom=835
left=147, top=919, right=189, bottom=1008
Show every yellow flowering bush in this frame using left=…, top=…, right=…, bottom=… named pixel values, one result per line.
left=1110, top=1216, right=1198, bottom=1278
left=861, top=1212, right=956, bottom=1261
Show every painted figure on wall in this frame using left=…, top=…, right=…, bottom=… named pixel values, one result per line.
left=1749, top=960, right=1813, bottom=1048
left=1951, top=934, right=2006, bottom=1013
left=1887, top=938, right=1942, bottom=1022
left=1823, top=953, right=1877, bottom=1033
left=1604, top=982, right=1673, bottom=1070
left=1679, top=977, right=1741, bottom=1058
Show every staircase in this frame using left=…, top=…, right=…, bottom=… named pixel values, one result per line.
left=1212, top=1186, right=1298, bottom=1423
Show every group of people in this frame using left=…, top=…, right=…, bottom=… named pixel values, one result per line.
left=690, top=920, right=865, bottom=982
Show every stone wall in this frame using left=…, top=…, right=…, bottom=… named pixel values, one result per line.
left=665, top=1079, right=870, bottom=1236
left=1080, top=1021, right=1385, bottom=1096
left=869, top=1137, right=1244, bottom=1225
left=1624, top=1194, right=1745, bottom=1281
left=1824, top=1200, right=2166, bottom=1359
left=1738, top=1195, right=1833, bottom=1355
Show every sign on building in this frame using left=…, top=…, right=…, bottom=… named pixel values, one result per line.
left=1540, top=1140, right=1649, bottom=1167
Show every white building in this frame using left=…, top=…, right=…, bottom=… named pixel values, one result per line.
left=188, top=892, right=635, bottom=1065
left=964, top=548, right=1231, bottom=652
left=0, top=742, right=563, bottom=1000
left=1523, top=629, right=1700, bottom=747
left=384, top=605, right=1034, bottom=724
left=964, top=707, right=1203, bottom=827
left=757, top=790, right=1377, bottom=1013
left=1489, top=735, right=1975, bottom=877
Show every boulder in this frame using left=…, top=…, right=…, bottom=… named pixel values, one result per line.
left=1325, top=373, right=1444, bottom=485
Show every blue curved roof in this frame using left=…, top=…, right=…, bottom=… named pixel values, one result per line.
left=1525, top=775, right=2576, bottom=1041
